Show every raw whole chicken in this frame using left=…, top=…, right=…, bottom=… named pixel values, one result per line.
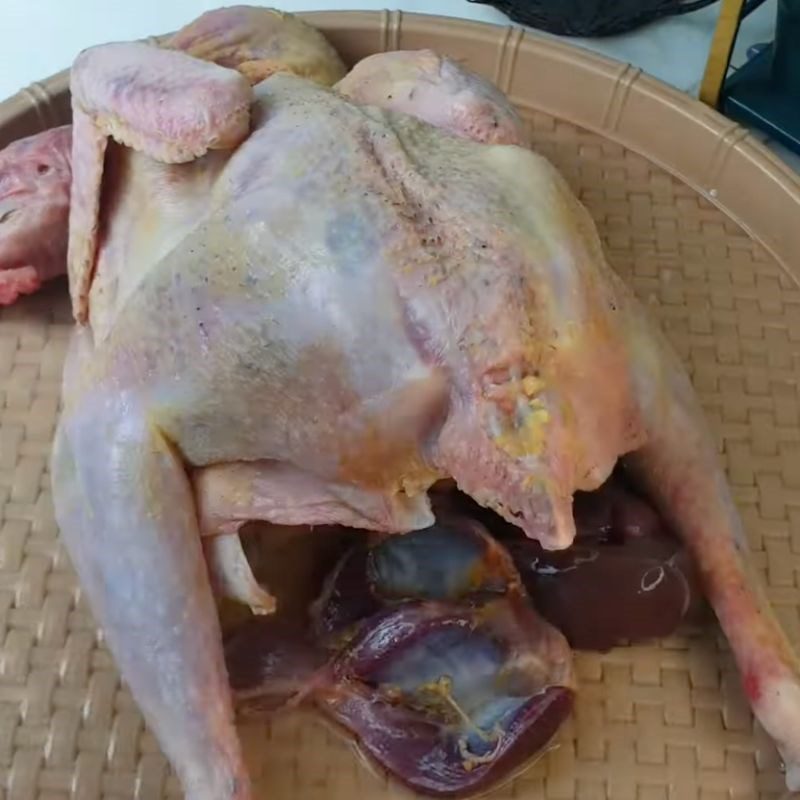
left=0, top=5, right=792, bottom=799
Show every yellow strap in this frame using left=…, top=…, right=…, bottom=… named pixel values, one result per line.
left=699, top=0, right=746, bottom=107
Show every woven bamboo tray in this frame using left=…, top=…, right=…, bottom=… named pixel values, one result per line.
left=2, top=10, right=800, bottom=800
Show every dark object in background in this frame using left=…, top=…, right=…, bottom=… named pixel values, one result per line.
left=467, top=0, right=719, bottom=37
left=722, top=0, right=800, bottom=157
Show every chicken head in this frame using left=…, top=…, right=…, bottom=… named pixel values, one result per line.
left=0, top=125, right=71, bottom=304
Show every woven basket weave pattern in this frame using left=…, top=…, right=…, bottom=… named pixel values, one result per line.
left=2, top=11, right=800, bottom=800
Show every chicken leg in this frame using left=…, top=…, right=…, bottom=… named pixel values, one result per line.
left=336, top=49, right=527, bottom=146
left=52, top=387, right=251, bottom=800
left=53, top=42, right=259, bottom=800
left=620, top=293, right=800, bottom=787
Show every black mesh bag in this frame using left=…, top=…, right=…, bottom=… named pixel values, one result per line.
left=467, top=0, right=720, bottom=37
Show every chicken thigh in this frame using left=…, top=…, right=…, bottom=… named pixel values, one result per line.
left=47, top=15, right=800, bottom=800
left=227, top=512, right=575, bottom=798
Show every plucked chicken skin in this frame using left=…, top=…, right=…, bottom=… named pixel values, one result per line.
left=0, top=6, right=344, bottom=305
left=0, top=6, right=793, bottom=799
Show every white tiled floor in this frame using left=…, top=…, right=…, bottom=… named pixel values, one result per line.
left=1, top=0, right=796, bottom=169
